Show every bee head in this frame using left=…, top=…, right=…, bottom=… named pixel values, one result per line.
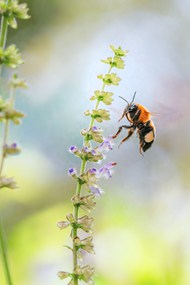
left=119, top=91, right=137, bottom=113
left=118, top=92, right=137, bottom=122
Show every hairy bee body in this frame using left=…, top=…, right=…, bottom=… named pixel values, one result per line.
left=112, top=93, right=156, bottom=154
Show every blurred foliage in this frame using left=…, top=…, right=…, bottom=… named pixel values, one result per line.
left=1, top=0, right=190, bottom=284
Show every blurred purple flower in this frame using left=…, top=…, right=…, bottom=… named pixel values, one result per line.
left=96, top=136, right=114, bottom=153
left=91, top=126, right=98, bottom=131
left=89, top=185, right=104, bottom=197
left=97, top=162, right=117, bottom=178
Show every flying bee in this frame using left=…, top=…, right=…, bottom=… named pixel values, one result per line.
left=112, top=92, right=156, bottom=154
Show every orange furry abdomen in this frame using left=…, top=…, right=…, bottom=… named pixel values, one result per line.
left=136, top=104, right=151, bottom=122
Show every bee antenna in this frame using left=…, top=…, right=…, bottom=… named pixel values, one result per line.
left=131, top=91, right=137, bottom=103
left=119, top=96, right=129, bottom=104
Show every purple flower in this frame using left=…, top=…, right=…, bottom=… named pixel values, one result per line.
left=92, top=126, right=98, bottom=131
left=96, top=136, right=114, bottom=153
left=89, top=168, right=97, bottom=174
left=83, top=147, right=90, bottom=153
left=11, top=143, right=17, bottom=148
left=97, top=162, right=117, bottom=179
left=69, top=145, right=78, bottom=153
left=89, top=185, right=104, bottom=197
left=68, top=168, right=77, bottom=178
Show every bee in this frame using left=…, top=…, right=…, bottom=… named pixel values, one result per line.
left=112, top=92, right=156, bottom=154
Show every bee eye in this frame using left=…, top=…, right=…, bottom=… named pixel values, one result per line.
left=129, top=105, right=135, bottom=111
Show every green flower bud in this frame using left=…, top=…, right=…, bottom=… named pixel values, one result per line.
left=77, top=215, right=94, bottom=233
left=0, top=96, right=10, bottom=113
left=110, top=44, right=129, bottom=57
left=101, top=56, right=125, bottom=69
left=90, top=90, right=113, bottom=105
left=71, top=194, right=96, bottom=212
left=74, top=265, right=95, bottom=284
left=74, top=236, right=95, bottom=254
left=79, top=169, right=97, bottom=187
left=97, top=73, right=121, bottom=86
left=0, top=44, right=23, bottom=68
left=66, top=213, right=75, bottom=223
left=3, top=108, right=25, bottom=124
left=80, top=147, right=104, bottom=162
left=0, top=1, right=6, bottom=13
left=0, top=1, right=30, bottom=29
left=7, top=15, right=17, bottom=29
left=10, top=74, right=28, bottom=89
left=84, top=109, right=110, bottom=123
left=9, top=1, right=30, bottom=20
left=81, top=126, right=104, bottom=144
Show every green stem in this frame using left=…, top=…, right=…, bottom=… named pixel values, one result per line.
left=0, top=119, right=9, bottom=175
left=88, top=65, right=112, bottom=129
left=0, top=219, right=13, bottom=285
left=0, top=0, right=10, bottom=75
left=72, top=159, right=86, bottom=285
left=72, top=65, right=113, bottom=285
left=0, top=120, right=13, bottom=285
left=0, top=4, right=14, bottom=277
left=0, top=15, right=8, bottom=49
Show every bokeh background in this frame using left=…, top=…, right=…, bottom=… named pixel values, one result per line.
left=0, top=0, right=190, bottom=284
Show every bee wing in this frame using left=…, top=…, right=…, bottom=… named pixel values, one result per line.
left=152, top=102, right=183, bottom=125
left=108, top=106, right=124, bottom=120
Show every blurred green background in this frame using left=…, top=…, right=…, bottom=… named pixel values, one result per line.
left=1, top=0, right=190, bottom=284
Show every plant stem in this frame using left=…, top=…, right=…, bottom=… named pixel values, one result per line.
left=72, top=159, right=86, bottom=285
left=0, top=14, right=8, bottom=49
left=0, top=3, right=14, bottom=282
left=0, top=119, right=9, bottom=174
left=72, top=65, right=112, bottom=285
left=0, top=219, right=13, bottom=285
left=0, top=0, right=10, bottom=76
left=0, top=118, right=13, bottom=285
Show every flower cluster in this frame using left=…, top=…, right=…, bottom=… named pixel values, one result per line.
left=0, top=1, right=30, bottom=191
left=0, top=2, right=30, bottom=284
left=0, top=78, right=26, bottom=191
left=0, top=0, right=30, bottom=29
left=0, top=44, right=23, bottom=68
left=58, top=45, right=128, bottom=284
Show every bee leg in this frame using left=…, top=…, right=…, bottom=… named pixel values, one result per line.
left=139, top=141, right=144, bottom=156
left=118, top=128, right=135, bottom=148
left=112, top=125, right=133, bottom=139
left=133, top=109, right=141, bottom=123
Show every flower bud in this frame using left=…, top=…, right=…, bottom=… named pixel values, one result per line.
left=57, top=271, right=70, bottom=280
left=66, top=213, right=75, bottom=223
left=57, top=221, right=70, bottom=229
left=0, top=176, right=17, bottom=189
left=68, top=168, right=78, bottom=179
left=3, top=143, right=21, bottom=156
